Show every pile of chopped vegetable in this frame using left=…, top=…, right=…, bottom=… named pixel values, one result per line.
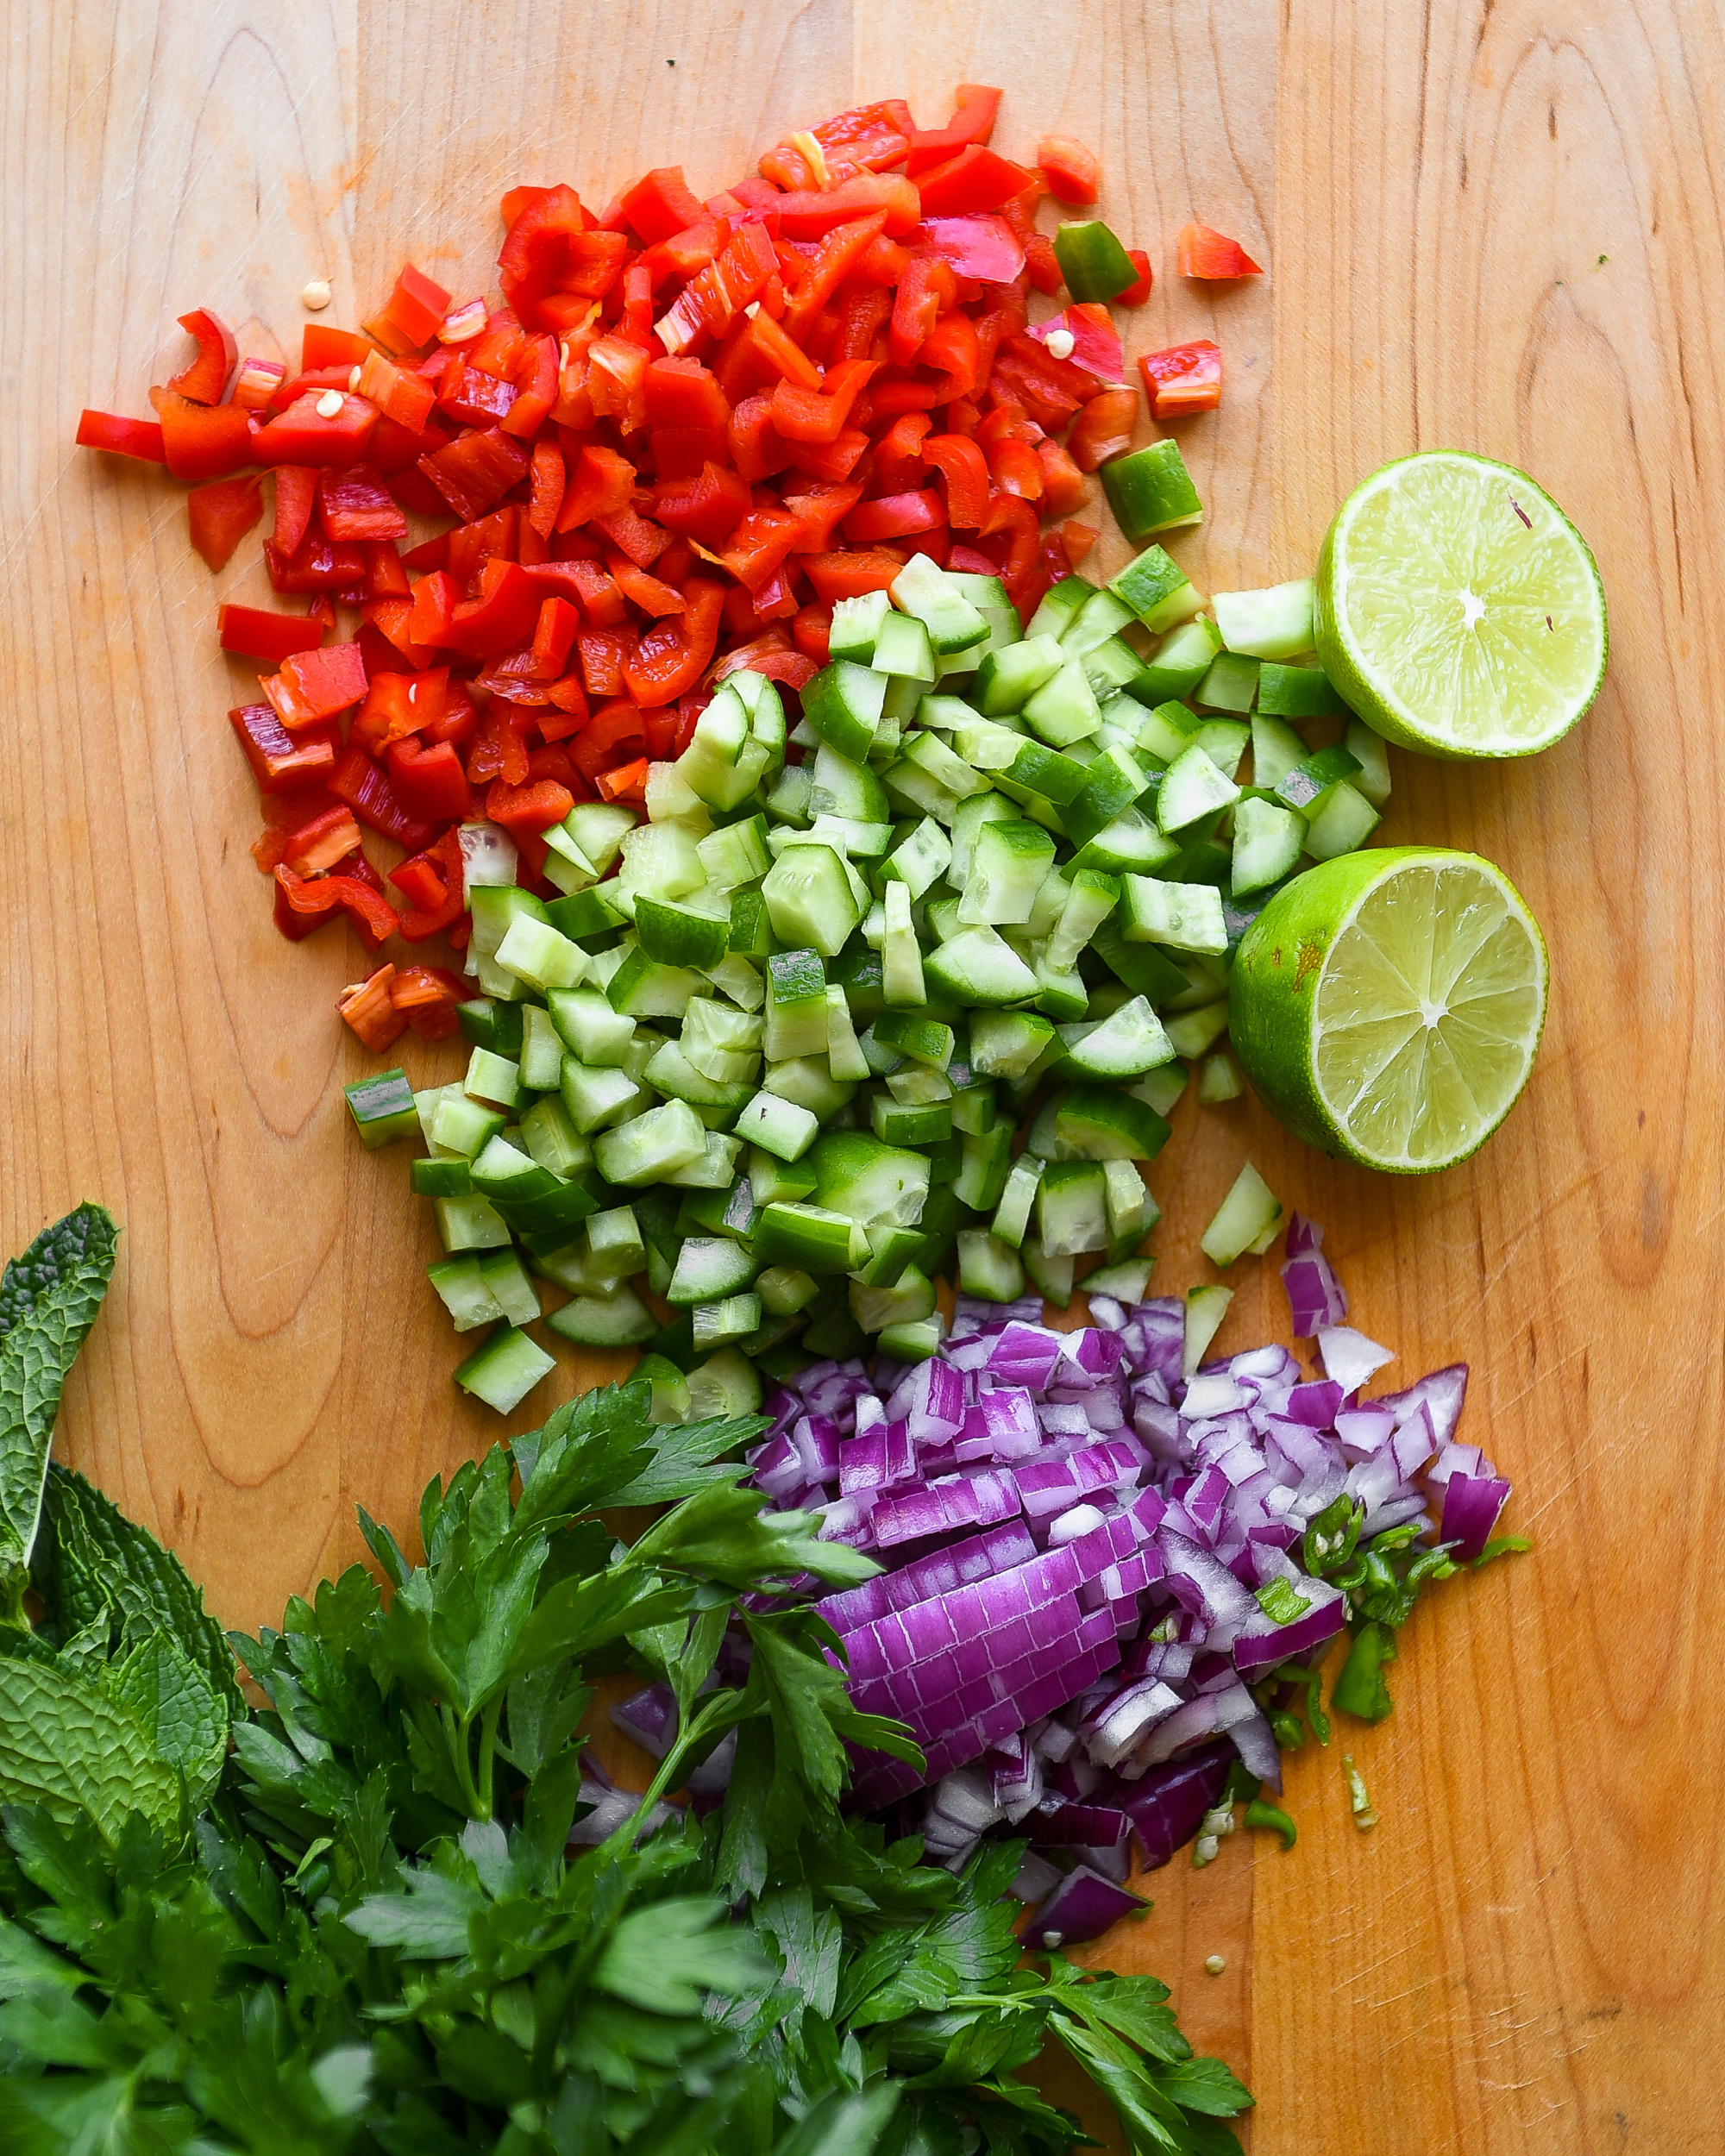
left=73, top=84, right=1409, bottom=1408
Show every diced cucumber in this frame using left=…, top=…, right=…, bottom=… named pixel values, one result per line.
left=1027, top=575, right=1098, bottom=642
left=1053, top=1087, right=1170, bottom=1163
left=344, top=1069, right=417, bottom=1150
left=1108, top=546, right=1206, bottom=637
left=454, top=1326, right=556, bottom=1414
left=969, top=1009, right=1056, bottom=1078
left=1059, top=994, right=1175, bottom=1079
left=803, top=661, right=886, bottom=762
left=466, top=1046, right=524, bottom=1110
left=1303, top=781, right=1381, bottom=861
left=692, top=1294, right=762, bottom=1351
left=1162, top=1001, right=1231, bottom=1058
left=808, top=1131, right=930, bottom=1229
left=1343, top=718, right=1393, bottom=807
left=872, top=1097, right=950, bottom=1145
left=1022, top=656, right=1103, bottom=748
left=1132, top=1062, right=1189, bottom=1118
left=1183, top=1284, right=1234, bottom=1379
left=560, top=1062, right=643, bottom=1135
left=1101, top=443, right=1204, bottom=542
left=765, top=950, right=831, bottom=1060
left=1197, top=1052, right=1245, bottom=1104
left=607, top=946, right=709, bottom=1019
left=470, top=1134, right=557, bottom=1204
left=882, top=816, right=951, bottom=900
left=991, top=1156, right=1042, bottom=1247
left=426, top=1255, right=506, bottom=1333
left=1194, top=652, right=1260, bottom=714
left=877, top=1315, right=945, bottom=1362
left=1020, top=1237, right=1074, bottom=1307
left=546, top=1284, right=657, bottom=1348
left=1231, top=798, right=1306, bottom=894
left=763, top=1057, right=856, bottom=1119
left=477, top=1246, right=541, bottom=1326
left=1213, top=579, right=1316, bottom=661
left=762, top=843, right=862, bottom=958
left=850, top=1263, right=936, bottom=1335
left=829, top=588, right=892, bottom=663
left=755, top=1202, right=869, bottom=1274
left=873, top=1008, right=955, bottom=1070
left=757, top=1264, right=819, bottom=1316
left=411, top=1156, right=473, bottom=1199
left=469, top=886, right=549, bottom=1000
left=593, top=1099, right=707, bottom=1184
left=1138, top=615, right=1223, bottom=699
left=1249, top=714, right=1308, bottom=791
left=890, top=554, right=989, bottom=653
left=1119, top=876, right=1227, bottom=955
left=975, top=635, right=1064, bottom=715
left=632, top=1351, right=692, bottom=1422
left=1038, top=1162, right=1110, bottom=1257
left=764, top=762, right=813, bottom=826
left=736, top=1089, right=819, bottom=1163
left=435, top=1193, right=514, bottom=1254
left=495, top=913, right=587, bottom=993
left=698, top=813, right=771, bottom=892
left=516, top=1006, right=564, bottom=1093
left=618, top=821, right=706, bottom=906
left=706, top=953, right=765, bottom=1009
left=667, top=1237, right=757, bottom=1307
left=586, top=1206, right=645, bottom=1279
left=957, top=1229, right=1026, bottom=1303
left=953, top=1122, right=1013, bottom=1212
left=545, top=885, right=628, bottom=950
left=1063, top=748, right=1151, bottom=849
left=1189, top=719, right=1248, bottom=780
left=432, top=1093, right=507, bottom=1159
left=959, top=820, right=1057, bottom=926
left=873, top=609, right=938, bottom=684
left=897, top=728, right=988, bottom=801
left=824, top=987, right=871, bottom=1081
left=1258, top=661, right=1347, bottom=719
left=664, top=1131, right=743, bottom=1188
left=1102, top=1157, right=1148, bottom=1246
left=635, top=897, right=731, bottom=972
left=1085, top=1257, right=1155, bottom=1302
left=925, top=927, right=1041, bottom=1006
left=881, top=880, right=925, bottom=1007
left=564, top=803, right=636, bottom=877
left=685, top=1347, right=763, bottom=1420
left=1156, top=743, right=1241, bottom=832
left=1069, top=807, right=1181, bottom=877
left=1272, top=743, right=1364, bottom=818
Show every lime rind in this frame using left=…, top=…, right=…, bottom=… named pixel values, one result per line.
left=1316, top=449, right=1607, bottom=759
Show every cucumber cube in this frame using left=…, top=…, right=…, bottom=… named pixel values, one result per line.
left=1343, top=718, right=1393, bottom=807
left=477, top=1247, right=542, bottom=1326
left=426, top=1256, right=506, bottom=1332
left=873, top=609, right=937, bottom=684
left=344, top=1069, right=417, bottom=1150
left=454, top=1326, right=555, bottom=1414
left=435, top=1194, right=512, bottom=1253
left=1212, top=579, right=1316, bottom=661
left=1023, top=656, right=1103, bottom=748
left=1231, top=797, right=1306, bottom=894
left=1196, top=1052, right=1245, bottom=1104
left=975, top=635, right=1063, bottom=715
left=1027, top=575, right=1098, bottom=642
left=762, top=843, right=861, bottom=957
left=1183, top=1284, right=1234, bottom=1378
left=957, top=1229, right=1026, bottom=1302
left=890, top=554, right=989, bottom=653
left=1136, top=613, right=1222, bottom=697
left=545, top=1285, right=657, bottom=1348
left=593, top=1100, right=708, bottom=1184
left=1250, top=714, right=1308, bottom=789
left=1303, top=781, right=1381, bottom=861
left=1194, top=652, right=1260, bottom=713
left=829, top=589, right=891, bottom=663
left=1107, top=547, right=1206, bottom=637
left=1156, top=743, right=1241, bottom=832
left=1257, top=661, right=1347, bottom=718
left=1101, top=443, right=1204, bottom=542
left=495, top=913, right=587, bottom=993
left=959, top=819, right=1057, bottom=926
left=736, top=1090, right=820, bottom=1163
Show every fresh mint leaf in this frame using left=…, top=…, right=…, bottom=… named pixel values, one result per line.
left=103, top=1631, right=228, bottom=1811
left=34, top=1466, right=242, bottom=1715
left=0, top=1658, right=180, bottom=1843
left=0, top=1205, right=117, bottom=1624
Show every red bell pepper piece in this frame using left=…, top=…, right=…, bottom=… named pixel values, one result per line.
left=844, top=489, right=944, bottom=543
left=595, top=758, right=650, bottom=805
left=229, top=704, right=339, bottom=793
left=655, top=222, right=778, bottom=353
left=531, top=557, right=627, bottom=625
left=364, top=541, right=411, bottom=602
left=607, top=554, right=685, bottom=617
left=774, top=174, right=920, bottom=241
left=1068, top=385, right=1141, bottom=472
left=147, top=389, right=255, bottom=482
left=317, top=464, right=408, bottom=542
left=418, top=426, right=530, bottom=521
left=302, top=324, right=373, bottom=373
left=801, top=550, right=905, bottom=601
left=446, top=505, right=519, bottom=589
left=273, top=467, right=317, bottom=558
left=408, top=570, right=459, bottom=649
left=577, top=628, right=632, bottom=699
left=979, top=490, right=1041, bottom=611
left=263, top=531, right=368, bottom=593
left=990, top=340, right=1088, bottom=428
left=526, top=440, right=565, bottom=540
left=781, top=212, right=891, bottom=342
left=914, top=215, right=1024, bottom=283
left=474, top=650, right=551, bottom=705
left=849, top=234, right=913, bottom=290
left=352, top=667, right=448, bottom=755
left=638, top=216, right=731, bottom=289
left=914, top=145, right=1032, bottom=218
left=390, top=962, right=467, bottom=1041
left=888, top=255, right=957, bottom=368
left=445, top=559, right=541, bottom=658
left=986, top=437, right=1044, bottom=500
left=812, top=97, right=917, bottom=174
left=718, top=506, right=804, bottom=592
left=769, top=356, right=880, bottom=444
left=466, top=707, right=533, bottom=785
left=780, top=427, right=869, bottom=483
left=905, top=85, right=1002, bottom=176
left=1138, top=340, right=1223, bottom=418
left=487, top=777, right=575, bottom=837
left=187, top=474, right=264, bottom=571
left=726, top=396, right=790, bottom=484
left=1177, top=222, right=1263, bottom=279
left=649, top=424, right=728, bottom=481
left=1036, top=135, right=1101, bottom=206
left=919, top=311, right=982, bottom=402
left=569, top=699, right=647, bottom=780
left=497, top=184, right=588, bottom=326
left=76, top=410, right=166, bottom=462
left=586, top=335, right=649, bottom=431
left=336, top=963, right=410, bottom=1051
left=792, top=605, right=831, bottom=665
left=871, top=412, right=932, bottom=492
left=437, top=358, right=519, bottom=428
left=387, top=736, right=472, bottom=823
left=251, top=392, right=380, bottom=469
left=780, top=480, right=866, bottom=552
left=166, top=309, right=238, bottom=404
left=355, top=349, right=438, bottom=431
left=591, top=504, right=670, bottom=569
left=1036, top=437, right=1088, bottom=517
left=724, top=566, right=799, bottom=635
left=641, top=710, right=678, bottom=759
left=556, top=443, right=637, bottom=531
left=501, top=335, right=559, bottom=439
left=643, top=357, right=731, bottom=431
left=1060, top=518, right=1100, bottom=567
left=1028, top=304, right=1124, bottom=384
left=618, top=167, right=704, bottom=245
left=268, top=805, right=364, bottom=877
left=654, top=460, right=753, bottom=549
left=269, top=366, right=360, bottom=413
left=621, top=578, right=723, bottom=704
left=367, top=262, right=453, bottom=353
left=232, top=356, right=287, bottom=411
left=868, top=379, right=943, bottom=417
left=388, top=849, right=455, bottom=913
left=922, top=434, right=991, bottom=529
left=276, top=864, right=399, bottom=952
left=219, top=605, right=323, bottom=663
left=1119, top=249, right=1153, bottom=307
left=328, top=744, right=436, bottom=849
left=530, top=595, right=583, bottom=676
left=261, top=641, right=369, bottom=728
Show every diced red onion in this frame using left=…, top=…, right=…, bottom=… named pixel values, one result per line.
left=1439, top=1472, right=1511, bottom=1560
left=1282, top=1213, right=1350, bottom=1335
left=1030, top=1865, right=1148, bottom=1948
left=1317, top=1325, right=1395, bottom=1395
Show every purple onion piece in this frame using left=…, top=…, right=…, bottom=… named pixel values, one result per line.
left=1115, top=1737, right=1234, bottom=1869
left=1030, top=1865, right=1148, bottom=1947
left=1439, top=1472, right=1511, bottom=1560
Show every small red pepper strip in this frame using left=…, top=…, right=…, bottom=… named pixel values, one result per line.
left=327, top=744, right=437, bottom=849
left=768, top=356, right=880, bottom=444
left=229, top=704, right=338, bottom=793
left=187, top=474, right=265, bottom=571
left=1036, top=135, right=1101, bottom=205
left=166, top=309, right=238, bottom=404
left=390, top=962, right=467, bottom=1041
left=844, top=488, right=944, bottom=543
left=1138, top=340, right=1223, bottom=418
left=261, top=642, right=369, bottom=728
left=1068, top=386, right=1141, bottom=472
left=387, top=736, right=472, bottom=823
left=276, top=863, right=400, bottom=948
left=620, top=577, right=723, bottom=703
left=147, top=389, right=255, bottom=482
left=905, top=85, right=1002, bottom=176
left=337, top=963, right=410, bottom=1051
left=1176, top=222, right=1263, bottom=279
left=218, top=605, right=324, bottom=663
left=76, top=410, right=166, bottom=462
left=920, top=434, right=990, bottom=530
left=1119, top=248, right=1154, bottom=307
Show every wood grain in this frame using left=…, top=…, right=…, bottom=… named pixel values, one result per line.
left=3, top=2, right=1720, bottom=2148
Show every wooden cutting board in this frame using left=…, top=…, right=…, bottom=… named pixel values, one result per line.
left=4, top=2, right=1718, bottom=2147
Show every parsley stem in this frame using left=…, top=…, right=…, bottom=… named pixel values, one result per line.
left=475, top=1695, right=503, bottom=1819
left=442, top=1702, right=485, bottom=1818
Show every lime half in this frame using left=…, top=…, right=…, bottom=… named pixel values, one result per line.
left=1316, top=449, right=1607, bottom=758
left=1229, top=848, right=1548, bottom=1173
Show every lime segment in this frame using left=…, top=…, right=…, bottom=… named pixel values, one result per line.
left=1316, top=449, right=1607, bottom=758
left=1228, top=848, right=1547, bottom=1174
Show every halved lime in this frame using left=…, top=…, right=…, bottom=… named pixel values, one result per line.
left=1228, top=848, right=1547, bottom=1173
left=1315, top=449, right=1607, bottom=758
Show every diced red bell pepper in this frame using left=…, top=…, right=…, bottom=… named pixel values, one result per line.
left=655, top=222, right=778, bottom=353
left=921, top=433, right=990, bottom=530
left=367, top=262, right=453, bottom=353
left=919, top=310, right=982, bottom=401
left=389, top=849, right=455, bottom=912
left=500, top=335, right=559, bottom=440
left=1036, top=437, right=1088, bottom=517
left=219, top=605, right=324, bottom=663
left=638, top=216, right=731, bottom=289
left=1036, top=136, right=1100, bottom=206
left=446, top=559, right=542, bottom=658
left=233, top=357, right=287, bottom=411
left=466, top=706, right=533, bottom=785
left=352, top=667, right=448, bottom=755
left=273, top=466, right=318, bottom=557
left=386, top=736, right=472, bottom=823
left=813, top=97, right=917, bottom=173
left=643, top=356, right=731, bottom=431
left=781, top=213, right=892, bottom=342
left=791, top=604, right=832, bottom=666
left=844, top=489, right=944, bottom=542
left=781, top=479, right=865, bottom=552
left=1138, top=340, right=1223, bottom=418
left=654, top=459, right=752, bottom=549
left=577, top=628, right=632, bottom=699
left=276, top=863, right=399, bottom=952
left=251, top=392, right=380, bottom=468
left=607, top=553, right=684, bottom=617
left=556, top=443, right=637, bottom=531
left=418, top=426, right=530, bottom=521
left=474, top=650, right=551, bottom=705
left=317, top=464, right=408, bottom=542
left=437, top=357, right=518, bottom=429
left=1119, top=249, right=1153, bottom=307
left=336, top=963, right=410, bottom=1051
left=77, top=410, right=166, bottom=462
left=780, top=427, right=869, bottom=483
left=364, top=541, right=411, bottom=602
left=531, top=557, right=627, bottom=624
left=1028, top=304, right=1124, bottom=384
left=269, top=805, right=364, bottom=877
left=261, top=641, right=369, bottom=728
left=568, top=698, right=646, bottom=780
left=979, top=489, right=1042, bottom=611
left=327, top=744, right=436, bottom=849
left=770, top=356, right=879, bottom=444
left=801, top=550, right=905, bottom=601
left=497, top=183, right=588, bottom=325
left=447, top=505, right=519, bottom=588
left=872, top=412, right=932, bottom=492
left=617, top=166, right=704, bottom=245
left=595, top=758, right=650, bottom=805
left=407, top=569, right=459, bottom=648
left=724, top=564, right=799, bottom=634
left=592, top=504, right=670, bottom=569
left=487, top=776, right=575, bottom=838
left=390, top=962, right=467, bottom=1041
left=1061, top=518, right=1100, bottom=567
left=166, top=309, right=238, bottom=404
left=1068, top=385, right=1141, bottom=471
left=986, top=436, right=1044, bottom=500
left=718, top=506, right=804, bottom=591
left=868, top=379, right=943, bottom=418
left=726, top=395, right=791, bottom=483
left=302, top=324, right=373, bottom=373
left=888, top=254, right=957, bottom=368
left=621, top=578, right=723, bottom=704
left=774, top=174, right=921, bottom=241
left=915, top=215, right=1024, bottom=283
left=147, top=389, right=255, bottom=482
left=229, top=704, right=339, bottom=792
left=586, top=335, right=649, bottom=430
left=990, top=340, right=1087, bottom=428
left=526, top=439, right=565, bottom=540
left=1177, top=222, right=1263, bottom=279
left=914, top=144, right=1032, bottom=217
left=263, top=531, right=368, bottom=593
left=530, top=595, right=583, bottom=676
left=905, top=85, right=1002, bottom=176
left=187, top=474, right=264, bottom=571
left=356, top=348, right=438, bottom=431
